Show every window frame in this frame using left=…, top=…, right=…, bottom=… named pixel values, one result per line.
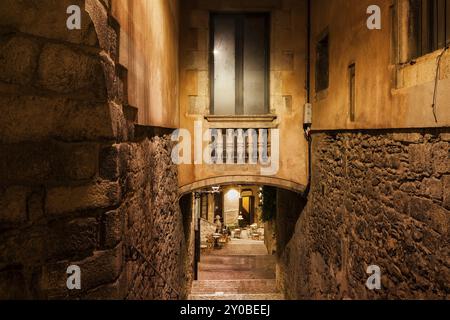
left=209, top=12, right=271, bottom=116
left=406, top=0, right=450, bottom=61
left=315, top=29, right=330, bottom=93
left=348, top=63, right=356, bottom=122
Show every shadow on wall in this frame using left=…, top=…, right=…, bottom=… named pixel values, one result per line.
left=278, top=130, right=450, bottom=300
left=276, top=189, right=307, bottom=258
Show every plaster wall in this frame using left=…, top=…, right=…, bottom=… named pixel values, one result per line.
left=112, top=0, right=180, bottom=128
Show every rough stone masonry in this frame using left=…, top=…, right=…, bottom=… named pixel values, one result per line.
left=0, top=0, right=192, bottom=299
left=279, top=130, right=449, bottom=300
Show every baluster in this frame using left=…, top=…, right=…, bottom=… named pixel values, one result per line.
left=247, top=129, right=258, bottom=165
left=226, top=129, right=235, bottom=164
left=216, top=129, right=224, bottom=164
left=259, top=129, right=269, bottom=165
left=237, top=129, right=245, bottom=164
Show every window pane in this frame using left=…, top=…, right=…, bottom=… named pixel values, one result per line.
left=315, top=33, right=329, bottom=92
left=243, top=16, right=267, bottom=115
left=213, top=16, right=236, bottom=115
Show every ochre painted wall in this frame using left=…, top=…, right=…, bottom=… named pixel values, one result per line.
left=178, top=0, right=309, bottom=192
left=112, top=0, right=180, bottom=128
left=310, top=0, right=450, bottom=130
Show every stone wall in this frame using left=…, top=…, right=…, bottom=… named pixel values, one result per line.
left=0, top=0, right=191, bottom=300
left=279, top=129, right=449, bottom=300
left=121, top=137, right=190, bottom=300
left=200, top=219, right=217, bottom=244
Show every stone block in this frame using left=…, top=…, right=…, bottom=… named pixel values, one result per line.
left=99, top=145, right=120, bottom=181
left=184, top=70, right=198, bottom=95
left=393, top=133, right=423, bottom=144
left=0, top=226, right=46, bottom=267
left=432, top=142, right=449, bottom=175
left=47, top=218, right=98, bottom=260
left=82, top=270, right=126, bottom=300
left=62, top=143, right=99, bottom=181
left=420, top=178, right=443, bottom=200
left=46, top=181, right=121, bottom=215
left=443, top=176, right=450, bottom=210
left=0, top=186, right=28, bottom=226
left=271, top=71, right=283, bottom=94
left=189, top=10, right=209, bottom=28
left=428, top=205, right=449, bottom=235
left=183, top=50, right=208, bottom=70
left=409, top=196, right=433, bottom=223
left=0, top=143, right=52, bottom=184
left=55, top=100, right=118, bottom=142
left=0, top=142, right=97, bottom=184
left=86, top=0, right=118, bottom=58
left=185, top=28, right=199, bottom=50
left=0, top=36, right=40, bottom=85
left=188, top=95, right=208, bottom=115
left=0, top=96, right=117, bottom=143
left=197, top=71, right=209, bottom=96
left=101, top=210, right=124, bottom=249
left=45, top=245, right=122, bottom=299
left=74, top=245, right=123, bottom=292
left=408, top=144, right=432, bottom=174
left=27, top=189, right=45, bottom=223
left=0, top=268, right=27, bottom=299
left=196, top=28, right=209, bottom=52
left=38, top=43, right=106, bottom=99
left=440, top=133, right=450, bottom=142
left=273, top=28, right=293, bottom=51
left=273, top=10, right=292, bottom=29
left=0, top=0, right=98, bottom=46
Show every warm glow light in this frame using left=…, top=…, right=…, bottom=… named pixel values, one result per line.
left=213, top=49, right=220, bottom=55
left=226, top=189, right=240, bottom=201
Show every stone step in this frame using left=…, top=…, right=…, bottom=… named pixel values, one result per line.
left=198, top=255, right=276, bottom=280
left=191, top=279, right=278, bottom=294
left=188, top=293, right=285, bottom=300
left=200, top=255, right=276, bottom=265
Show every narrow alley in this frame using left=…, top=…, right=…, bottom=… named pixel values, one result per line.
left=0, top=0, right=448, bottom=303
left=190, top=238, right=283, bottom=300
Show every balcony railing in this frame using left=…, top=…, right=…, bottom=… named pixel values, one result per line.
left=206, top=128, right=272, bottom=165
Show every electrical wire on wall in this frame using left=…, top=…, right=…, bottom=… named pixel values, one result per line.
left=431, top=44, right=449, bottom=123
left=303, top=0, right=313, bottom=197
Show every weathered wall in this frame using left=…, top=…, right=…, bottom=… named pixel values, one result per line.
left=279, top=129, right=449, bottom=299
left=200, top=218, right=217, bottom=244
left=0, top=0, right=191, bottom=300
left=112, top=0, right=179, bottom=128
left=310, top=0, right=450, bottom=130
left=178, top=0, right=309, bottom=193
left=121, top=137, right=190, bottom=300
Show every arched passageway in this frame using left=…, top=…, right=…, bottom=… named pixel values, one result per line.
left=180, top=183, right=306, bottom=300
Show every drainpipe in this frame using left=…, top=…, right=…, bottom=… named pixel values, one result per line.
left=303, top=0, right=313, bottom=196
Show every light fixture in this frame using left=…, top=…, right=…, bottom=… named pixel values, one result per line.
left=226, top=189, right=240, bottom=201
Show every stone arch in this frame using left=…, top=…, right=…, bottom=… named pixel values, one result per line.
left=179, top=175, right=306, bottom=196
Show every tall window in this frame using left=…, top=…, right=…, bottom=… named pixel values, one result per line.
left=409, top=0, right=450, bottom=59
left=211, top=13, right=269, bottom=115
left=315, top=32, right=329, bottom=92
left=349, top=63, right=356, bottom=122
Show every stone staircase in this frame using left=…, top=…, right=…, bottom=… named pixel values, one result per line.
left=188, top=240, right=284, bottom=300
left=189, top=279, right=284, bottom=300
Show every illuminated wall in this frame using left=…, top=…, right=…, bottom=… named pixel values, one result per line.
left=112, top=0, right=180, bottom=128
